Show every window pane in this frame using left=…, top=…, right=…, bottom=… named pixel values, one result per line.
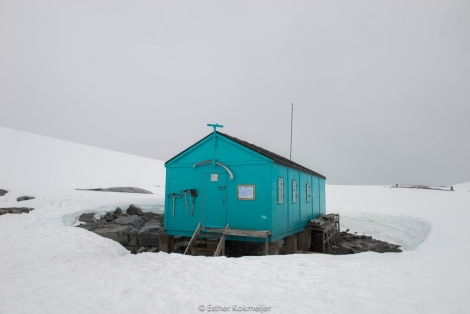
left=306, top=183, right=311, bottom=203
left=292, top=180, right=297, bottom=203
left=278, top=177, right=284, bottom=203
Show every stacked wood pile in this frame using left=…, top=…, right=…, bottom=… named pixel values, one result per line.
left=307, top=213, right=340, bottom=253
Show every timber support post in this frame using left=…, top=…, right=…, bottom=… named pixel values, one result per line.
left=159, top=233, right=174, bottom=253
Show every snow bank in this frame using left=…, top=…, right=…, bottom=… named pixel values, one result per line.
left=340, top=214, right=431, bottom=250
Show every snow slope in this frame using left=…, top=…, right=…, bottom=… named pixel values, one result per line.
left=1, top=127, right=469, bottom=314
left=0, top=126, right=165, bottom=192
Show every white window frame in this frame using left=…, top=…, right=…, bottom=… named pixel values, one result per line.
left=292, top=180, right=297, bottom=203
left=238, top=184, right=255, bottom=200
left=306, top=182, right=311, bottom=203
left=278, top=177, right=284, bottom=204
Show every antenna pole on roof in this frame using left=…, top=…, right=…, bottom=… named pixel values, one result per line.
left=290, top=103, right=293, bottom=160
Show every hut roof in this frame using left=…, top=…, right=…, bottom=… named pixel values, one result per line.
left=218, top=132, right=326, bottom=179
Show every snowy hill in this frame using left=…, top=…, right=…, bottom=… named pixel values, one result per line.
left=1, top=127, right=470, bottom=314
left=454, top=181, right=470, bottom=192
left=0, top=126, right=165, bottom=192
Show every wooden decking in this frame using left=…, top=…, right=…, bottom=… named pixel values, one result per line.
left=184, top=223, right=272, bottom=256
left=204, top=227, right=271, bottom=238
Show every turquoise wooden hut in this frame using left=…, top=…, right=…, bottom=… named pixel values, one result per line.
left=164, top=125, right=326, bottom=253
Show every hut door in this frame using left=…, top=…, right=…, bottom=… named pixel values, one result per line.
left=202, top=172, right=227, bottom=228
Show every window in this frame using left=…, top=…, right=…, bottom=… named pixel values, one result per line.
left=278, top=177, right=284, bottom=203
left=306, top=183, right=311, bottom=203
left=238, top=185, right=255, bottom=200
left=292, top=180, right=297, bottom=203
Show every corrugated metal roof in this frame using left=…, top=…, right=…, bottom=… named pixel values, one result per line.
left=218, top=132, right=326, bottom=179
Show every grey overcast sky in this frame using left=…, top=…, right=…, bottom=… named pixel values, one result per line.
left=1, top=0, right=469, bottom=185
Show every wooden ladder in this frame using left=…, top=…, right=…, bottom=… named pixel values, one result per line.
left=213, top=224, right=229, bottom=257
left=183, top=222, right=201, bottom=255
left=184, top=223, right=229, bottom=256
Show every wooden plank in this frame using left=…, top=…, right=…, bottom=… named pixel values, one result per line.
left=184, top=222, right=201, bottom=255
left=214, top=234, right=225, bottom=256
left=214, top=224, right=229, bottom=257
left=223, top=229, right=271, bottom=238
left=203, top=227, right=271, bottom=238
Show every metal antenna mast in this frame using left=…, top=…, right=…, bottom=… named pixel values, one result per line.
left=290, top=103, right=293, bottom=160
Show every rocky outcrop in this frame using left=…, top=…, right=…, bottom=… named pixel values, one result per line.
left=0, top=207, right=34, bottom=215
left=328, top=232, right=402, bottom=254
left=77, top=205, right=164, bottom=253
left=138, top=219, right=164, bottom=247
left=17, top=196, right=35, bottom=202
left=78, top=213, right=98, bottom=223
left=126, top=204, right=144, bottom=216
left=76, top=187, right=153, bottom=194
left=0, top=190, right=36, bottom=216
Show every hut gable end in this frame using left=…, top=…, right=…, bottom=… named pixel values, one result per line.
left=165, top=132, right=272, bottom=167
left=166, top=132, right=325, bottom=179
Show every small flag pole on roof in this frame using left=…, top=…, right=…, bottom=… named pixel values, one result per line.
left=207, top=123, right=223, bottom=147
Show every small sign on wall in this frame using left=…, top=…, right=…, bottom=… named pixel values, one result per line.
left=238, top=185, right=255, bottom=200
left=211, top=173, right=219, bottom=182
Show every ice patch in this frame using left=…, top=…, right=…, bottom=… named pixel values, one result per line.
left=340, top=214, right=431, bottom=251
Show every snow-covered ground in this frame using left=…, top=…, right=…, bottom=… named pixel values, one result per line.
left=1, top=126, right=469, bottom=314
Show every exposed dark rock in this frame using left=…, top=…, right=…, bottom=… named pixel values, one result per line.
left=17, top=195, right=35, bottom=202
left=328, top=232, right=402, bottom=254
left=113, top=215, right=144, bottom=229
left=76, top=187, right=153, bottom=194
left=8, top=207, right=33, bottom=214
left=0, top=189, right=8, bottom=196
left=138, top=220, right=164, bottom=247
left=102, top=211, right=116, bottom=222
left=392, top=184, right=454, bottom=191
left=78, top=213, right=98, bottom=223
left=143, top=212, right=163, bottom=222
left=78, top=220, right=107, bottom=231
left=126, top=204, right=144, bottom=216
left=93, top=224, right=133, bottom=246
left=77, top=206, right=165, bottom=253
left=127, top=228, right=140, bottom=248
left=0, top=207, right=34, bottom=215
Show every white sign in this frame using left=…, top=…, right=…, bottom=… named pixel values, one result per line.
left=238, top=185, right=255, bottom=200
